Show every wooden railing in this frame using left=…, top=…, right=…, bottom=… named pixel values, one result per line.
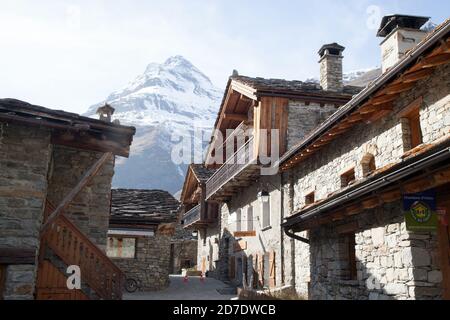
left=42, top=200, right=124, bottom=300
left=182, top=205, right=201, bottom=228
left=206, top=137, right=255, bottom=200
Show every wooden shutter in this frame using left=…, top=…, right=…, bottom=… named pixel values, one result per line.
left=229, top=256, right=236, bottom=280
left=269, top=251, right=276, bottom=288
left=257, top=254, right=264, bottom=289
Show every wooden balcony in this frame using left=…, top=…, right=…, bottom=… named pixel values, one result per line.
left=206, top=137, right=259, bottom=202
left=182, top=203, right=219, bottom=229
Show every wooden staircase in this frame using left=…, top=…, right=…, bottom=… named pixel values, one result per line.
left=36, top=200, right=124, bottom=300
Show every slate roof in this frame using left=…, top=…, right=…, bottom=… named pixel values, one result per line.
left=231, top=75, right=362, bottom=96
left=191, top=164, right=216, bottom=182
left=110, top=189, right=180, bottom=225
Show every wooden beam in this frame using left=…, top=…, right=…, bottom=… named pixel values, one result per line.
left=41, top=152, right=113, bottom=235
left=223, top=113, right=248, bottom=122
left=371, top=94, right=398, bottom=105
left=401, top=68, right=434, bottom=83
left=0, top=248, right=36, bottom=264
left=421, top=53, right=450, bottom=68
left=384, top=82, right=416, bottom=95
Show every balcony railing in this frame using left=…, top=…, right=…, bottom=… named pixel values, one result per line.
left=183, top=205, right=201, bottom=228
left=206, top=137, right=255, bottom=200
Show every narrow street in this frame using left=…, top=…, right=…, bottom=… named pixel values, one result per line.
left=123, top=275, right=237, bottom=300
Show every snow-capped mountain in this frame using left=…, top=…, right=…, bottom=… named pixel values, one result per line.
left=85, top=56, right=222, bottom=194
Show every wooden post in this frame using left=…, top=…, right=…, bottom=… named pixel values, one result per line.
left=40, top=152, right=113, bottom=235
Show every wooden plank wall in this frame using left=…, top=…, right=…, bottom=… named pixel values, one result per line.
left=254, top=97, right=289, bottom=161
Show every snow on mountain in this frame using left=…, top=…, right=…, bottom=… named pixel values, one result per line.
left=85, top=56, right=222, bottom=194
left=306, top=67, right=382, bottom=87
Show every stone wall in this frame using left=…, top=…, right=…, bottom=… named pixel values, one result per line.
left=198, top=215, right=221, bottom=278
left=0, top=123, right=52, bottom=299
left=287, top=101, right=337, bottom=150
left=47, top=145, right=114, bottom=251
left=171, top=239, right=198, bottom=274
left=289, top=63, right=450, bottom=214
left=113, top=233, right=172, bottom=291
left=309, top=201, right=442, bottom=300
left=285, top=63, right=450, bottom=300
left=213, top=175, right=284, bottom=288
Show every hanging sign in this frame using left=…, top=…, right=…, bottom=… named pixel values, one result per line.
left=403, top=190, right=438, bottom=232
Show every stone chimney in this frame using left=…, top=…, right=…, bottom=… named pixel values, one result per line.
left=96, top=103, right=115, bottom=122
left=318, top=43, right=345, bottom=92
left=377, top=14, right=430, bottom=73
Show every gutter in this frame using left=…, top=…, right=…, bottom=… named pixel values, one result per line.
left=280, top=21, right=450, bottom=166
left=282, top=143, right=450, bottom=230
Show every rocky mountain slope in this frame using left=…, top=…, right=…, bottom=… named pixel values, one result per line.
left=85, top=56, right=222, bottom=194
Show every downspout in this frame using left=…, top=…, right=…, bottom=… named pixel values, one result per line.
left=284, top=227, right=310, bottom=244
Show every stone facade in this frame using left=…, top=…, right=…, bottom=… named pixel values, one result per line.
left=112, top=233, right=172, bottom=291
left=0, top=123, right=52, bottom=299
left=47, top=145, right=114, bottom=251
left=287, top=101, right=337, bottom=150
left=0, top=123, right=117, bottom=299
left=309, top=202, right=442, bottom=300
left=284, top=63, right=450, bottom=300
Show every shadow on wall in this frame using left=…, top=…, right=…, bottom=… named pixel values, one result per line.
left=307, top=201, right=443, bottom=300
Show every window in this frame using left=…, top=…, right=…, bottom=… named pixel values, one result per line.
left=405, top=109, right=423, bottom=149
left=338, top=233, right=357, bottom=280
left=305, top=191, right=315, bottom=206
left=261, top=199, right=271, bottom=229
left=400, top=97, right=423, bottom=151
left=341, top=168, right=356, bottom=188
left=236, top=209, right=242, bottom=232
left=107, top=237, right=136, bottom=259
left=247, top=205, right=254, bottom=231
left=361, top=153, right=376, bottom=177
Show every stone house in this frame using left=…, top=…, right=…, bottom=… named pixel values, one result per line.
left=180, top=42, right=362, bottom=289
left=281, top=15, right=450, bottom=300
left=108, top=189, right=185, bottom=291
left=0, top=99, right=135, bottom=300
left=180, top=164, right=220, bottom=277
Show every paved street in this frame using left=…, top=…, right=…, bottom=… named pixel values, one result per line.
left=124, top=275, right=237, bottom=300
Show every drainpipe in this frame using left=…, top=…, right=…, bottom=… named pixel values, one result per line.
left=284, top=227, right=310, bottom=244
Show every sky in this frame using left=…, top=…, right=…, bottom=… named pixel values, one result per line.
left=0, top=0, right=448, bottom=114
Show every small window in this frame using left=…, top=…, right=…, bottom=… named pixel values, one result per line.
left=247, top=205, right=254, bottom=231
left=236, top=209, right=242, bottom=232
left=305, top=191, right=315, bottom=206
left=361, top=154, right=376, bottom=177
left=107, top=237, right=136, bottom=259
left=405, top=109, right=423, bottom=149
left=338, top=233, right=357, bottom=280
left=341, top=168, right=356, bottom=188
left=400, top=98, right=423, bottom=151
left=262, top=199, right=271, bottom=229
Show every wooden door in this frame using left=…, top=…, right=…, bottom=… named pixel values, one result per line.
left=437, top=185, right=450, bottom=300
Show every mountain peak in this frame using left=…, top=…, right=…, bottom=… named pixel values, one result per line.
left=163, top=55, right=194, bottom=68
